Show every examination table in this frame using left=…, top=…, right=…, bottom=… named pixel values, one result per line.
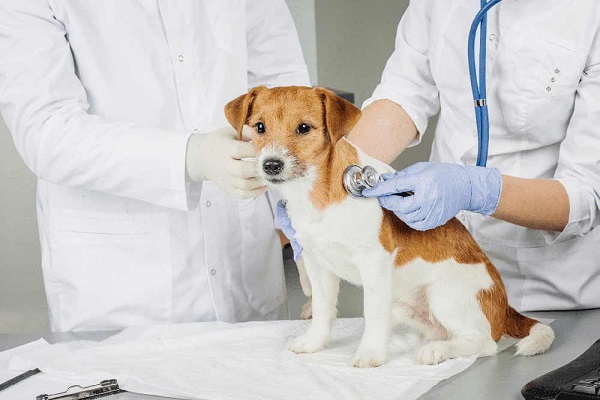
left=0, top=309, right=598, bottom=400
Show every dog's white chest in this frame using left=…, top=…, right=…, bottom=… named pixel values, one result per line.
left=285, top=193, right=388, bottom=286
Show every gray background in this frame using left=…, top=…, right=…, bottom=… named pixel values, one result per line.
left=0, top=0, right=436, bottom=333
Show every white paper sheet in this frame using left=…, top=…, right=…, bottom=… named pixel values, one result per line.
left=4, top=318, right=493, bottom=400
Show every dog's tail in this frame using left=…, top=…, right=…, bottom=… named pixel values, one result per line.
left=504, top=306, right=554, bottom=356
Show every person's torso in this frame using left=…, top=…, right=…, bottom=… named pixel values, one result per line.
left=425, top=0, right=600, bottom=310
left=39, top=0, right=287, bottom=331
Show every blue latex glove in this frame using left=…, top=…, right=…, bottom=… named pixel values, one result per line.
left=276, top=200, right=303, bottom=262
left=362, top=162, right=502, bottom=231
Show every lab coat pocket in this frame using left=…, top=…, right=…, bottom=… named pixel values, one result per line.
left=516, top=228, right=600, bottom=311
left=511, top=35, right=584, bottom=135
left=238, top=195, right=286, bottom=317
left=48, top=209, right=172, bottom=331
left=513, top=37, right=582, bottom=98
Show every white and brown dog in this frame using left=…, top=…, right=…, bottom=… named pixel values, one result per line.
left=225, top=86, right=554, bottom=368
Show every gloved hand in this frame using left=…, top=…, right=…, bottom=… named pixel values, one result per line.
left=186, top=126, right=267, bottom=199
left=276, top=200, right=303, bottom=262
left=362, top=162, right=502, bottom=231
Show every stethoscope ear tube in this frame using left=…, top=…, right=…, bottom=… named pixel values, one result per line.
left=468, top=0, right=502, bottom=167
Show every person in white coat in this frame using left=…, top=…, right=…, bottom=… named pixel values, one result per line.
left=347, top=0, right=600, bottom=312
left=0, top=0, right=310, bottom=332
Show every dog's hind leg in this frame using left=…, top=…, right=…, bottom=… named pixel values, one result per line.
left=287, top=253, right=339, bottom=354
left=415, top=280, right=497, bottom=365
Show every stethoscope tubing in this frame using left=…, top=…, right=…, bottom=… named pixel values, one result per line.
left=468, top=0, right=502, bottom=167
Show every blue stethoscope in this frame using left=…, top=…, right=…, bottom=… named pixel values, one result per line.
left=469, top=0, right=502, bottom=167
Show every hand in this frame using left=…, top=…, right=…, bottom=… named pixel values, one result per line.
left=276, top=200, right=303, bottom=261
left=362, top=162, right=502, bottom=231
left=186, top=126, right=267, bottom=199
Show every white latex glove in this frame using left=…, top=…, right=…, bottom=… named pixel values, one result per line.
left=186, top=126, right=267, bottom=199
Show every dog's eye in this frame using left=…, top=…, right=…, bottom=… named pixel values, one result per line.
left=255, top=122, right=266, bottom=134
left=296, top=123, right=311, bottom=135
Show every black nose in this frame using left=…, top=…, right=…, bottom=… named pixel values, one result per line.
left=263, top=158, right=284, bottom=176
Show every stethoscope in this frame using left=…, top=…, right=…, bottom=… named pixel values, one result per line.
left=343, top=0, right=502, bottom=198
left=469, top=0, right=502, bottom=167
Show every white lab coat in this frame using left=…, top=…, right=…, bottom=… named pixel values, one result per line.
left=0, top=0, right=310, bottom=331
left=365, top=0, right=600, bottom=311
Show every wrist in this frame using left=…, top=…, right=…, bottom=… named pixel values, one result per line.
left=464, top=165, right=502, bottom=216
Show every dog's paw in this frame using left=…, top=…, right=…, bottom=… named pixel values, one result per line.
left=415, top=341, right=451, bottom=365
left=287, top=333, right=327, bottom=354
left=300, top=297, right=313, bottom=320
left=351, top=346, right=388, bottom=368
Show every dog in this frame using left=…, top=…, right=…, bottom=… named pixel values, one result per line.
left=224, top=86, right=554, bottom=368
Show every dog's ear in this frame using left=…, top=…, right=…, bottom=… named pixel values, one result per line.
left=315, top=87, right=361, bottom=143
left=224, top=86, right=266, bottom=140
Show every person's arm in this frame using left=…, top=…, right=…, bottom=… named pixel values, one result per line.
left=348, top=100, right=418, bottom=165
left=0, top=1, right=194, bottom=210
left=537, top=32, right=600, bottom=242
left=493, top=177, right=569, bottom=232
left=485, top=26, right=600, bottom=236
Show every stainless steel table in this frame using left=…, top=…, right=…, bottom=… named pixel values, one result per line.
left=1, top=309, right=599, bottom=400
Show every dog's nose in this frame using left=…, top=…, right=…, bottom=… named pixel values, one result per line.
left=263, top=158, right=284, bottom=176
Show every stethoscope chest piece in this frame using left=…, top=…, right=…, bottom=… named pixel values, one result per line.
left=343, top=165, right=381, bottom=198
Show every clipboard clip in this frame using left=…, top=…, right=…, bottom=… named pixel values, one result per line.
left=36, top=379, right=126, bottom=400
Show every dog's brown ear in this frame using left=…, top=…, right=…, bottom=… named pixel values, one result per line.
left=315, top=87, right=362, bottom=143
left=224, top=86, right=266, bottom=140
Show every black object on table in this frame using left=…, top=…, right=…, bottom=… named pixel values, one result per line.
left=522, top=339, right=600, bottom=399
left=0, top=368, right=40, bottom=392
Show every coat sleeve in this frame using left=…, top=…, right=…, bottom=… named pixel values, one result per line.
left=245, top=0, right=311, bottom=89
left=546, top=29, right=600, bottom=244
left=362, top=0, right=440, bottom=146
left=0, top=0, right=195, bottom=211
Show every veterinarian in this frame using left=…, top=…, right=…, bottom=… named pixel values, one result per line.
left=280, top=1, right=600, bottom=312
left=0, top=1, right=309, bottom=332
left=353, top=1, right=600, bottom=312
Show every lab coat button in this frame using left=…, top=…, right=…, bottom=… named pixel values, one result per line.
left=489, top=33, right=496, bottom=41
left=211, top=269, right=216, bottom=276
left=193, top=129, right=200, bottom=134
left=206, top=200, right=211, bottom=208
left=177, top=55, right=184, bottom=62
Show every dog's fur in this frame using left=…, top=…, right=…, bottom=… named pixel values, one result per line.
left=225, top=86, right=554, bottom=367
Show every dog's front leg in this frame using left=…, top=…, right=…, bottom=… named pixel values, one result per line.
left=352, top=259, right=393, bottom=368
left=288, top=253, right=339, bottom=354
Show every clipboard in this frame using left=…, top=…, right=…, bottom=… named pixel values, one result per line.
left=36, top=379, right=126, bottom=400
